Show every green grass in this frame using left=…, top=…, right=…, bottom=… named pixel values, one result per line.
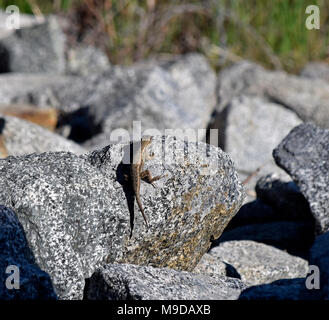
left=0, top=0, right=328, bottom=73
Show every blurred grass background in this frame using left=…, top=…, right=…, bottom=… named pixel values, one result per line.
left=0, top=0, right=328, bottom=73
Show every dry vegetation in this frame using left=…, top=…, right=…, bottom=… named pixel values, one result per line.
left=1, top=0, right=329, bottom=72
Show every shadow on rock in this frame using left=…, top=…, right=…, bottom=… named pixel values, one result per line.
left=116, top=142, right=136, bottom=238
left=239, top=278, right=322, bottom=300
left=0, top=205, right=57, bottom=300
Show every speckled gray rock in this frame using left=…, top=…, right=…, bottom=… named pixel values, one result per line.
left=273, top=123, right=329, bottom=234
left=0, top=205, right=57, bottom=300
left=0, top=54, right=216, bottom=145
left=193, top=253, right=239, bottom=278
left=205, top=240, right=308, bottom=285
left=0, top=73, right=74, bottom=106
left=86, top=263, right=248, bottom=300
left=255, top=174, right=313, bottom=221
left=0, top=16, right=65, bottom=74
left=0, top=115, right=86, bottom=156
left=0, top=135, right=244, bottom=299
left=83, top=54, right=216, bottom=149
left=216, top=60, right=329, bottom=128
left=65, top=46, right=111, bottom=76
left=309, top=231, right=329, bottom=299
left=216, top=61, right=264, bottom=112
left=213, top=95, right=300, bottom=202
left=217, top=221, right=315, bottom=255
left=301, top=62, right=329, bottom=82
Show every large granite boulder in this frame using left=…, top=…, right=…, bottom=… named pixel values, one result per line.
left=0, top=115, right=86, bottom=156
left=273, top=123, right=329, bottom=234
left=212, top=95, right=301, bottom=201
left=216, top=60, right=329, bottom=128
left=0, top=16, right=65, bottom=74
left=0, top=54, right=216, bottom=147
left=86, top=263, right=248, bottom=300
left=0, top=135, right=244, bottom=299
left=197, top=240, right=308, bottom=285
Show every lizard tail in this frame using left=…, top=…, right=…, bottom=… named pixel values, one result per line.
left=136, top=195, right=149, bottom=228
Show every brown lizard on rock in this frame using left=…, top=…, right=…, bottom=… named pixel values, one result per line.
left=131, top=135, right=163, bottom=228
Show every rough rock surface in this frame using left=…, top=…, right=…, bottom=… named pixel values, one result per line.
left=193, top=253, right=240, bottom=278
left=0, top=16, right=65, bottom=73
left=83, top=53, right=217, bottom=149
left=218, top=96, right=301, bottom=174
left=0, top=54, right=216, bottom=146
left=216, top=60, right=329, bottom=128
left=204, top=240, right=308, bottom=285
left=309, top=231, right=329, bottom=299
left=86, top=263, right=248, bottom=300
left=301, top=62, right=329, bottom=83
left=273, top=123, right=329, bottom=234
left=65, top=46, right=111, bottom=76
left=0, top=205, right=57, bottom=300
left=0, top=115, right=86, bottom=156
left=0, top=136, right=244, bottom=299
left=213, top=95, right=300, bottom=202
left=0, top=73, right=74, bottom=106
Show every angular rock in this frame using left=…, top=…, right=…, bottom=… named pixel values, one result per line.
left=84, top=53, right=216, bottom=148
left=309, top=231, right=329, bottom=299
left=273, top=123, right=329, bottom=234
left=216, top=60, right=329, bottom=128
left=0, top=205, right=57, bottom=300
left=0, top=136, right=244, bottom=299
left=217, top=61, right=268, bottom=111
left=0, top=115, right=86, bottom=156
left=0, top=73, right=74, bottom=106
left=0, top=54, right=216, bottom=146
left=213, top=95, right=301, bottom=202
left=193, top=253, right=239, bottom=278
left=216, top=221, right=315, bottom=256
left=65, top=46, right=111, bottom=76
left=266, top=75, right=329, bottom=129
left=300, top=62, right=329, bottom=82
left=86, top=263, right=248, bottom=300
left=0, top=16, right=65, bottom=73
left=205, top=240, right=308, bottom=285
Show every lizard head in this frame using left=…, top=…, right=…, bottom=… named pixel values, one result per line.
left=141, top=135, right=153, bottom=147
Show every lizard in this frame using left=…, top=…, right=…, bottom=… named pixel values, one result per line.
left=130, top=135, right=163, bottom=228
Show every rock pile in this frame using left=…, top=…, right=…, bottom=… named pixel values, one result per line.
left=0, top=11, right=328, bottom=300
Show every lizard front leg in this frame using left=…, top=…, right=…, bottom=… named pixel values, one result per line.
left=140, top=170, right=164, bottom=188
